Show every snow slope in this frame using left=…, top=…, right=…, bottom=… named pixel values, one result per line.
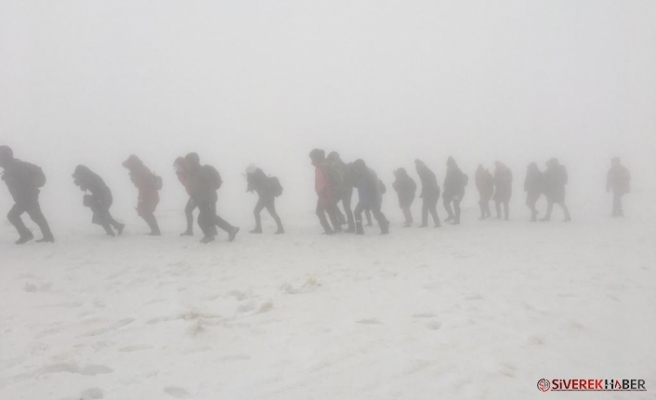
left=0, top=206, right=655, bottom=400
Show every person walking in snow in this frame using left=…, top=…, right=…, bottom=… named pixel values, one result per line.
left=493, top=161, right=513, bottom=220
left=392, top=168, right=417, bottom=227
left=327, top=151, right=355, bottom=232
left=0, top=145, right=54, bottom=244
left=443, top=156, right=467, bottom=225
left=122, top=155, right=161, bottom=236
left=185, top=152, right=239, bottom=243
left=352, top=159, right=389, bottom=235
left=246, top=164, right=284, bottom=234
left=606, top=157, right=630, bottom=218
left=415, top=159, right=441, bottom=227
left=475, top=164, right=494, bottom=220
left=310, top=149, right=342, bottom=235
left=524, top=162, right=543, bottom=222
left=72, top=165, right=125, bottom=236
left=542, top=158, right=571, bottom=222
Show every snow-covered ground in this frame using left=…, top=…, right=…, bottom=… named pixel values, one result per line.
left=1, top=202, right=655, bottom=400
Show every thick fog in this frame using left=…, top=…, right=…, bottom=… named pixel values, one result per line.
left=1, top=0, right=655, bottom=230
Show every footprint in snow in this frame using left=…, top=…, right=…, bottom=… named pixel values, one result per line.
left=164, top=387, right=191, bottom=398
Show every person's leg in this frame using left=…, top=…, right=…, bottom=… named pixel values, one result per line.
left=372, top=203, right=389, bottom=234
left=542, top=198, right=554, bottom=221
left=420, top=198, right=429, bottom=227
left=25, top=199, right=54, bottom=242
left=196, top=201, right=215, bottom=242
left=8, top=202, right=33, bottom=243
left=343, top=188, right=355, bottom=232
left=402, top=206, right=412, bottom=226
left=429, top=197, right=441, bottom=227
left=141, top=212, right=160, bottom=236
left=181, top=197, right=195, bottom=235
left=478, top=198, right=485, bottom=220
left=316, top=200, right=334, bottom=234
left=252, top=197, right=265, bottom=233
left=364, top=207, right=373, bottom=226
left=264, top=197, right=284, bottom=233
left=444, top=198, right=454, bottom=221
left=327, top=205, right=343, bottom=232
left=453, top=198, right=462, bottom=224
left=354, top=202, right=365, bottom=234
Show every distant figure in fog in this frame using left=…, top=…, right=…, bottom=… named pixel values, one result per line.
left=174, top=157, right=203, bottom=236
left=352, top=159, right=389, bottom=235
left=541, top=158, right=571, bottom=222
left=246, top=164, right=284, bottom=234
left=185, top=152, right=239, bottom=243
left=392, top=168, right=417, bottom=227
left=524, top=162, right=543, bottom=222
left=327, top=152, right=354, bottom=232
left=606, top=157, right=630, bottom=218
left=415, top=159, right=441, bottom=227
left=123, top=155, right=161, bottom=236
left=310, top=149, right=342, bottom=235
left=475, top=164, right=494, bottom=220
left=493, top=161, right=513, bottom=220
left=72, top=165, right=125, bottom=236
left=443, top=157, right=467, bottom=225
left=0, top=146, right=54, bottom=244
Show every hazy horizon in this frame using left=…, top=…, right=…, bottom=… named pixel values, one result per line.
left=1, top=0, right=654, bottom=228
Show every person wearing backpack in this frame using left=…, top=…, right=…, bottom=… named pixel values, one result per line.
left=185, top=152, right=239, bottom=243
left=493, top=161, right=513, bottom=221
left=392, top=168, right=417, bottom=227
left=606, top=157, right=630, bottom=217
left=542, top=158, right=571, bottom=222
left=443, top=157, right=467, bottom=225
left=351, top=159, right=389, bottom=235
left=122, top=154, right=161, bottom=236
left=0, top=146, right=54, bottom=244
left=327, top=152, right=355, bottom=232
left=310, top=149, right=342, bottom=235
left=72, top=165, right=125, bottom=236
left=524, top=162, right=543, bottom=222
left=245, top=164, right=284, bottom=234
left=415, top=159, right=441, bottom=228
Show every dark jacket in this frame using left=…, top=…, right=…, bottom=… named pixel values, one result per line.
left=416, top=166, right=440, bottom=200
left=73, top=165, right=113, bottom=207
left=543, top=162, right=568, bottom=201
left=607, top=165, right=630, bottom=194
left=392, top=169, right=417, bottom=208
left=493, top=163, right=513, bottom=202
left=247, top=168, right=276, bottom=198
left=443, top=159, right=466, bottom=200
left=524, top=163, right=543, bottom=195
left=1, top=159, right=43, bottom=202
left=475, top=166, right=494, bottom=200
left=187, top=164, right=222, bottom=203
left=355, top=168, right=381, bottom=207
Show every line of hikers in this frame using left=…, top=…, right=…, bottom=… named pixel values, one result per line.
left=0, top=145, right=632, bottom=245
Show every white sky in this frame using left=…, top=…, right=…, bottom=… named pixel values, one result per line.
left=1, top=0, right=654, bottom=224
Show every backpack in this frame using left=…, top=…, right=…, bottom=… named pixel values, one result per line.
left=153, top=173, right=163, bottom=190
left=204, top=165, right=223, bottom=191
left=269, top=176, right=283, bottom=197
left=24, top=162, right=46, bottom=188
